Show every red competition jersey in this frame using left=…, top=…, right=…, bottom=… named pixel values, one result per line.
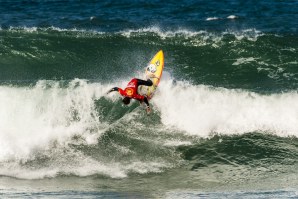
left=118, top=78, right=145, bottom=101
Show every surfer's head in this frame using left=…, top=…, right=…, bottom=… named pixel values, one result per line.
left=122, top=97, right=131, bottom=105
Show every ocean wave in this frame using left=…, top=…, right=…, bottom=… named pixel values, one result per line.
left=1, top=26, right=296, bottom=91
left=118, top=27, right=264, bottom=43
left=154, top=78, right=298, bottom=137
left=0, top=79, right=178, bottom=179
left=1, top=78, right=298, bottom=179
left=2, top=26, right=265, bottom=42
left=1, top=78, right=298, bottom=146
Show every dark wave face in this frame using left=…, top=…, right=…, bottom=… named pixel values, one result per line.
left=179, top=133, right=298, bottom=170
left=1, top=28, right=298, bottom=92
left=0, top=0, right=298, bottom=196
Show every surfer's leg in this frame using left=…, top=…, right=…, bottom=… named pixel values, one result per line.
left=136, top=79, right=153, bottom=86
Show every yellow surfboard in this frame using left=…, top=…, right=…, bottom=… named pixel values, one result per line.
left=140, top=50, right=164, bottom=99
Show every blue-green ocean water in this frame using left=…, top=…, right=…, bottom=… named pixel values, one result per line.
left=1, top=0, right=298, bottom=198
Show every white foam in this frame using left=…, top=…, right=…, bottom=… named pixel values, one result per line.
left=206, top=15, right=237, bottom=21
left=0, top=153, right=127, bottom=179
left=0, top=79, right=106, bottom=161
left=227, top=15, right=238, bottom=19
left=119, top=26, right=265, bottom=44
left=163, top=140, right=192, bottom=147
left=3, top=26, right=265, bottom=45
left=2, top=77, right=298, bottom=179
left=223, top=28, right=263, bottom=41
left=5, top=26, right=104, bottom=36
left=206, top=17, right=220, bottom=21
left=8, top=26, right=38, bottom=33
left=153, top=78, right=298, bottom=137
left=232, top=57, right=257, bottom=65
left=0, top=78, right=172, bottom=179
left=118, top=27, right=220, bottom=47
left=119, top=26, right=207, bottom=39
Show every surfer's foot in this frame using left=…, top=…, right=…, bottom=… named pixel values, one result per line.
left=146, top=106, right=151, bottom=114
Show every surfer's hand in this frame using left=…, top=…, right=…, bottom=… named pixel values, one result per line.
left=106, top=89, right=113, bottom=94
left=107, top=87, right=118, bottom=94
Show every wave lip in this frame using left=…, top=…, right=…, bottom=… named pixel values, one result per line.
left=2, top=25, right=264, bottom=37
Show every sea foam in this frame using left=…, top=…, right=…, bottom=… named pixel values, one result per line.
left=1, top=77, right=298, bottom=179
left=154, top=77, right=298, bottom=137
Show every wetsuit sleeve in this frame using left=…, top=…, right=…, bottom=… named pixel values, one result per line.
left=107, top=87, right=119, bottom=94
left=118, top=88, right=126, bottom=96
left=107, top=87, right=126, bottom=97
left=136, top=79, right=153, bottom=86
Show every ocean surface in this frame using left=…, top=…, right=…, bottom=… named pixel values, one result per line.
left=1, top=0, right=298, bottom=198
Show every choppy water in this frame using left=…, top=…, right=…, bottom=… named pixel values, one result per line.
left=1, top=0, right=298, bottom=198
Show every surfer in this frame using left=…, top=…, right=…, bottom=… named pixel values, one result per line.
left=107, top=78, right=153, bottom=113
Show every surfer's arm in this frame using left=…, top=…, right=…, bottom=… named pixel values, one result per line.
left=107, top=87, right=119, bottom=94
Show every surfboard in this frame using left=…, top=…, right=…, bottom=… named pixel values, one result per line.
left=139, top=50, right=164, bottom=99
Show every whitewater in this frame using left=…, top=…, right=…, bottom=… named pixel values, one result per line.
left=0, top=73, right=298, bottom=180
left=1, top=1, right=298, bottom=197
